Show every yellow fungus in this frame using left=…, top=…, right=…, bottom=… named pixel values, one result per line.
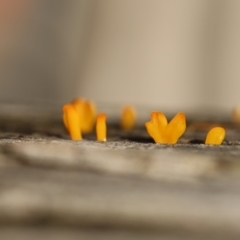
left=62, top=104, right=82, bottom=141
left=145, top=112, right=186, bottom=144
left=121, top=106, right=136, bottom=130
left=71, top=98, right=96, bottom=134
left=205, top=127, right=225, bottom=145
left=96, top=113, right=107, bottom=142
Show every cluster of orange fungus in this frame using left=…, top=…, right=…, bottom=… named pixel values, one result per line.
left=71, top=98, right=96, bottom=134
left=62, top=104, right=82, bottom=141
left=120, top=106, right=136, bottom=130
left=205, top=127, right=225, bottom=145
left=145, top=112, right=186, bottom=144
left=96, top=113, right=107, bottom=142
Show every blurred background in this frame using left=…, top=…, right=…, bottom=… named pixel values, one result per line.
left=1, top=0, right=240, bottom=113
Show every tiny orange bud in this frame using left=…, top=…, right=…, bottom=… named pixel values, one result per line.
left=121, top=106, right=136, bottom=130
left=96, top=113, right=107, bottom=142
left=205, top=127, right=225, bottom=145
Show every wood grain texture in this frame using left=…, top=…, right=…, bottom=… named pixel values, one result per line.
left=0, top=104, right=239, bottom=239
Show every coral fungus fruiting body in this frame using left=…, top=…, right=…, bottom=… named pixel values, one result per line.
left=62, top=97, right=97, bottom=140
left=205, top=127, right=225, bottom=145
left=71, top=98, right=96, bottom=134
left=145, top=112, right=186, bottom=144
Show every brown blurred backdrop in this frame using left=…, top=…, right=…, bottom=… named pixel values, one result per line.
left=0, top=0, right=240, bottom=112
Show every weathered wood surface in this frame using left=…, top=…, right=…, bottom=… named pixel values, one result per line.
left=0, top=104, right=240, bottom=239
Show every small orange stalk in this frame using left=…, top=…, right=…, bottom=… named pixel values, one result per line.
left=145, top=112, right=186, bottom=144
left=96, top=113, right=107, bottom=142
left=121, top=106, right=136, bottom=130
left=205, top=127, right=225, bottom=145
left=63, top=104, right=82, bottom=141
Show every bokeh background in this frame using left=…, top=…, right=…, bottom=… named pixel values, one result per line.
left=1, top=0, right=240, bottom=113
